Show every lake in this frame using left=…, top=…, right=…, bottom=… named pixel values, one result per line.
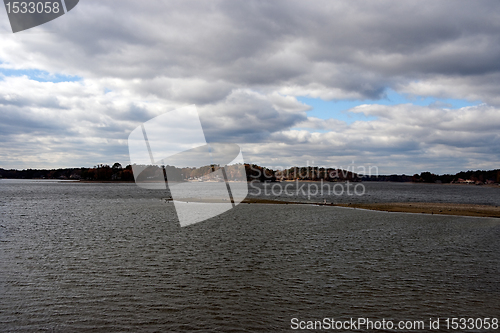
left=1, top=180, right=499, bottom=332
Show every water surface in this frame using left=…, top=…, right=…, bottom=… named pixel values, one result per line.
left=1, top=181, right=499, bottom=332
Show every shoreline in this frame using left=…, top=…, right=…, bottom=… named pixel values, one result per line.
left=241, top=198, right=500, bottom=218
left=2, top=178, right=499, bottom=187
left=334, top=202, right=500, bottom=218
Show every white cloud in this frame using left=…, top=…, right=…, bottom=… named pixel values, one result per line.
left=0, top=76, right=177, bottom=168
left=1, top=0, right=500, bottom=172
left=240, top=103, right=500, bottom=173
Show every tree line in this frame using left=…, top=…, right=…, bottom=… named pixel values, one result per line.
left=0, top=163, right=498, bottom=184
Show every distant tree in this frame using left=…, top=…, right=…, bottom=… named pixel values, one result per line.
left=112, top=162, right=122, bottom=170
left=95, top=164, right=113, bottom=180
left=122, top=168, right=134, bottom=181
left=420, top=172, right=436, bottom=183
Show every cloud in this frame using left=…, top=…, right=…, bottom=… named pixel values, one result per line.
left=0, top=0, right=499, bottom=172
left=2, top=0, right=499, bottom=102
left=397, top=75, right=500, bottom=106
left=198, top=89, right=308, bottom=143
left=241, top=103, right=499, bottom=173
left=0, top=76, right=174, bottom=167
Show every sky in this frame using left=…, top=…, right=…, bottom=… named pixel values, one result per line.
left=0, top=0, right=499, bottom=174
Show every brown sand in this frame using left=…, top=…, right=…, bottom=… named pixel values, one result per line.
left=241, top=199, right=500, bottom=218
left=334, top=202, right=500, bottom=218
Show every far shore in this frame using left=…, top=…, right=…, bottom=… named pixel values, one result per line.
left=2, top=178, right=499, bottom=188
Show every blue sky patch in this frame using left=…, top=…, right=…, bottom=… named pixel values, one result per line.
left=297, top=89, right=481, bottom=124
left=0, top=66, right=81, bottom=83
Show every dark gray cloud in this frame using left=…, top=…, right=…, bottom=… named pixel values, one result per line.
left=0, top=91, right=66, bottom=109
left=198, top=90, right=309, bottom=143
left=1, top=0, right=500, bottom=171
left=3, top=0, right=500, bottom=103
